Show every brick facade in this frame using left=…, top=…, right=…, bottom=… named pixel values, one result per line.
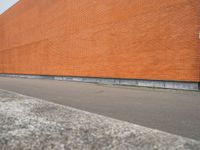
left=0, top=0, right=199, bottom=82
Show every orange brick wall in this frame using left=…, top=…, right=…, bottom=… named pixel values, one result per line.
left=0, top=0, right=200, bottom=82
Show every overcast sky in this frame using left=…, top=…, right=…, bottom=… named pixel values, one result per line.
left=0, top=0, right=19, bottom=15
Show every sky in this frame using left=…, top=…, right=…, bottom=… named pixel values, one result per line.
left=0, top=0, right=19, bottom=15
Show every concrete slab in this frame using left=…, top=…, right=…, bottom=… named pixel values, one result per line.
left=0, top=74, right=199, bottom=90
left=0, top=89, right=200, bottom=150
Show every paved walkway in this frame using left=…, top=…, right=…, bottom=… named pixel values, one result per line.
left=0, top=77, right=199, bottom=140
left=0, top=89, right=200, bottom=149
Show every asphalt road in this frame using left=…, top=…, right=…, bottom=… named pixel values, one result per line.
left=0, top=77, right=199, bottom=140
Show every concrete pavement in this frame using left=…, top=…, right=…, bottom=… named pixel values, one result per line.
left=0, top=89, right=200, bottom=150
left=0, top=77, right=199, bottom=140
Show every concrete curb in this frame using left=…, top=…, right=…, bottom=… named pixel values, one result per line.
left=0, top=89, right=199, bottom=150
left=0, top=74, right=199, bottom=91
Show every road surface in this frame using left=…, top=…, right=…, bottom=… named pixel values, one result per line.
left=0, top=77, right=199, bottom=140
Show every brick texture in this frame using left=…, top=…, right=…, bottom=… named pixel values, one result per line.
left=0, top=0, right=199, bottom=82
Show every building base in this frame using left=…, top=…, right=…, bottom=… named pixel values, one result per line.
left=0, top=74, right=199, bottom=91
